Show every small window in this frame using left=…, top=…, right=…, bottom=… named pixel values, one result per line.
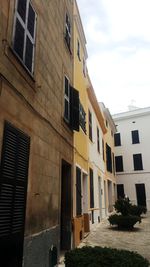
left=88, top=110, right=92, bottom=141
left=64, top=76, right=70, bottom=122
left=13, top=0, right=36, bottom=74
left=133, top=154, right=143, bottom=170
left=77, top=39, right=81, bottom=60
left=132, top=130, right=140, bottom=144
left=114, top=133, right=121, bottom=146
left=102, top=139, right=105, bottom=161
left=117, top=184, right=124, bottom=199
left=64, top=77, right=80, bottom=131
left=115, top=156, right=124, bottom=172
left=89, top=168, right=94, bottom=208
left=83, top=58, right=86, bottom=77
left=97, top=127, right=100, bottom=153
left=106, top=120, right=108, bottom=127
left=76, top=167, right=82, bottom=216
left=106, top=143, right=112, bottom=173
left=65, top=13, right=71, bottom=51
left=79, top=102, right=86, bottom=133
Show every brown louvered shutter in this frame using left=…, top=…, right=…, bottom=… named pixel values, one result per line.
left=70, top=86, right=79, bottom=131
left=0, top=122, right=30, bottom=259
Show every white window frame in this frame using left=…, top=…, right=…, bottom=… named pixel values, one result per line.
left=12, top=0, right=37, bottom=75
left=65, top=13, right=71, bottom=49
left=64, top=76, right=70, bottom=122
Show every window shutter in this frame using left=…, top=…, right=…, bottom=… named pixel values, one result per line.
left=70, top=87, right=79, bottom=131
left=115, top=156, right=123, bottom=172
left=76, top=167, right=82, bottom=216
left=89, top=168, right=94, bottom=208
left=106, top=144, right=112, bottom=172
left=0, top=122, right=30, bottom=242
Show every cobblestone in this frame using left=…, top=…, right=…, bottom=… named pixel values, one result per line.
left=80, top=212, right=150, bottom=263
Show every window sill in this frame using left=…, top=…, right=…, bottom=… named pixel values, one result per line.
left=5, top=45, right=36, bottom=91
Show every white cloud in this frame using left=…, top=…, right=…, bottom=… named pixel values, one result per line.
left=77, top=0, right=150, bottom=113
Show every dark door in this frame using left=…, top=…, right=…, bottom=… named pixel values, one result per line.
left=117, top=184, right=124, bottom=199
left=60, top=160, right=72, bottom=251
left=0, top=122, right=30, bottom=267
left=135, top=184, right=146, bottom=207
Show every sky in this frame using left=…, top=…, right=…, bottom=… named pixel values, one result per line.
left=77, top=0, right=150, bottom=114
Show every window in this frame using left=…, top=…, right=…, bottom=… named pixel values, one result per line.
left=115, top=156, right=124, bottom=172
left=102, top=139, right=105, bottom=161
left=97, top=127, right=100, bottom=153
left=132, top=130, right=140, bottom=144
left=114, top=133, right=121, bottom=146
left=89, top=168, right=94, bottom=208
left=76, top=167, right=82, bottom=216
left=64, top=76, right=80, bottom=131
left=88, top=110, right=92, bottom=141
left=64, top=76, right=70, bottom=122
left=106, top=120, right=108, bottom=127
left=79, top=102, right=86, bottom=133
left=83, top=58, right=86, bottom=77
left=117, top=184, right=124, bottom=199
left=112, top=152, right=115, bottom=175
left=106, top=143, right=112, bottom=173
left=133, top=154, right=143, bottom=170
left=65, top=13, right=71, bottom=51
left=0, top=122, right=30, bottom=262
left=77, top=39, right=81, bottom=60
left=13, top=0, right=36, bottom=74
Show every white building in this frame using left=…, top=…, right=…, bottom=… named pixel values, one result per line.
left=113, top=107, right=150, bottom=211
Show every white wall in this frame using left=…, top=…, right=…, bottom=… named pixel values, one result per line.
left=113, top=108, right=150, bottom=210
left=88, top=102, right=106, bottom=224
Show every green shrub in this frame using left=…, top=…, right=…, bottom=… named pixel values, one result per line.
left=130, top=205, right=147, bottom=216
left=65, top=246, right=149, bottom=267
left=108, top=214, right=141, bottom=229
left=114, top=198, right=131, bottom=215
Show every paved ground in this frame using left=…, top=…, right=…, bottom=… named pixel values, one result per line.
left=80, top=212, right=150, bottom=263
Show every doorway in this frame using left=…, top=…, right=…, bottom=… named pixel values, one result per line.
left=0, top=122, right=30, bottom=267
left=135, top=183, right=146, bottom=207
left=60, top=160, right=72, bottom=251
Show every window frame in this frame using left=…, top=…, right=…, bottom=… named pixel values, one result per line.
left=114, top=133, right=121, bottom=146
left=12, top=0, right=37, bottom=75
left=133, top=153, right=143, bottom=171
left=132, top=130, right=140, bottom=144
left=88, top=110, right=93, bottom=141
left=64, top=76, right=70, bottom=123
left=115, top=155, right=124, bottom=172
left=97, top=126, right=100, bottom=153
left=65, top=13, right=71, bottom=51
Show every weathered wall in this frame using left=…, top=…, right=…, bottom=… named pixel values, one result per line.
left=0, top=0, right=74, bottom=265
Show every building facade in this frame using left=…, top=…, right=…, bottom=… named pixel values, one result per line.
left=100, top=103, right=117, bottom=214
left=0, top=0, right=78, bottom=266
left=72, top=0, right=89, bottom=247
left=87, top=82, right=107, bottom=226
left=113, top=107, right=150, bottom=211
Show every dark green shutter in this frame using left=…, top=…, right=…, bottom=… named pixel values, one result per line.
left=0, top=122, right=30, bottom=255
left=76, top=167, right=82, bottom=216
left=70, top=86, right=79, bottom=131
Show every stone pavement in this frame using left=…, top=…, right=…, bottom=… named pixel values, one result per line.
left=80, top=212, right=150, bottom=263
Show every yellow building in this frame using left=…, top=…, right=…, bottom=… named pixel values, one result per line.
left=100, top=103, right=117, bottom=213
left=73, top=0, right=89, bottom=247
